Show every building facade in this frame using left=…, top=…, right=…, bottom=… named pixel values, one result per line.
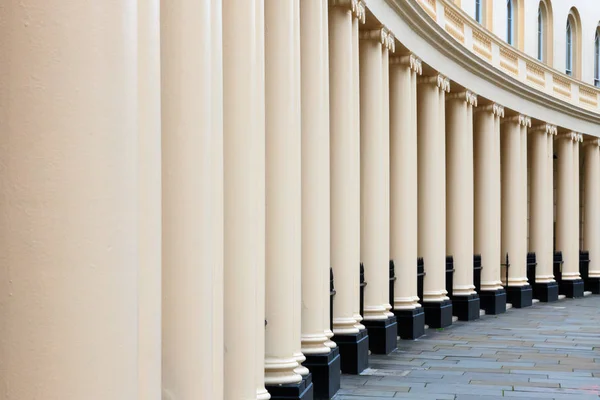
left=1, top=0, right=600, bottom=400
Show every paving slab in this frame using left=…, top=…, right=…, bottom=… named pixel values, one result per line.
left=335, top=295, right=600, bottom=399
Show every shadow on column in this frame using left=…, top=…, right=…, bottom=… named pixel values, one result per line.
left=554, top=251, right=584, bottom=298
left=528, top=252, right=559, bottom=302
left=580, top=250, right=600, bottom=294
left=476, top=254, right=507, bottom=315
left=362, top=262, right=397, bottom=355
left=390, top=259, right=425, bottom=340
left=303, top=268, right=341, bottom=400
left=332, top=263, right=368, bottom=376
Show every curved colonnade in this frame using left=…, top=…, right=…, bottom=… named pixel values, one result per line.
left=1, top=1, right=600, bottom=400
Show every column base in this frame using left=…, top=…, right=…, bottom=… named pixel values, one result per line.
left=451, top=294, right=480, bottom=321
left=423, top=299, right=453, bottom=329
left=584, top=277, right=600, bottom=294
left=559, top=279, right=585, bottom=298
left=303, top=348, right=341, bottom=400
left=479, top=288, right=506, bottom=315
left=532, top=281, right=559, bottom=302
left=505, top=285, right=533, bottom=308
left=393, top=308, right=425, bottom=340
left=363, top=316, right=398, bottom=355
left=266, top=373, right=314, bottom=400
left=332, top=329, right=369, bottom=375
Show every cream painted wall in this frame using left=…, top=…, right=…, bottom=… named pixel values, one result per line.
left=459, top=0, right=600, bottom=85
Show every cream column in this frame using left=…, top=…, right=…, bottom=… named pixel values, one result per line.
left=300, top=0, right=332, bottom=357
left=519, top=117, right=531, bottom=283
left=529, top=124, right=558, bottom=292
left=446, top=91, right=478, bottom=297
left=417, top=74, right=451, bottom=327
left=223, top=0, right=268, bottom=398
left=474, top=104, right=505, bottom=313
left=572, top=135, right=581, bottom=278
left=360, top=27, right=388, bottom=322
left=330, top=0, right=362, bottom=336
left=264, top=0, right=303, bottom=385
left=0, top=1, right=138, bottom=398
left=162, top=0, right=224, bottom=398
left=352, top=2, right=367, bottom=330
left=390, top=55, right=422, bottom=312
left=584, top=139, right=600, bottom=285
left=556, top=132, right=583, bottom=283
left=138, top=0, right=162, bottom=398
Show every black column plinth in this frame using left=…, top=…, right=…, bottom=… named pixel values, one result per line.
left=363, top=315, right=397, bottom=355
left=532, top=281, right=559, bottom=302
left=505, top=285, right=533, bottom=308
left=479, top=288, right=506, bottom=315
left=303, top=348, right=341, bottom=400
left=393, top=307, right=425, bottom=340
left=423, top=299, right=453, bottom=328
left=559, top=279, right=585, bottom=298
left=332, top=329, right=369, bottom=375
left=584, top=277, right=600, bottom=294
left=266, top=373, right=314, bottom=400
left=451, top=293, right=480, bottom=321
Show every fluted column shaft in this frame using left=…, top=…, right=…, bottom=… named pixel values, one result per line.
left=584, top=141, right=600, bottom=278
left=300, top=0, right=332, bottom=356
left=520, top=120, right=529, bottom=276
left=557, top=133, right=582, bottom=280
left=329, top=2, right=361, bottom=335
left=417, top=75, right=449, bottom=302
left=222, top=0, right=268, bottom=397
left=500, top=117, right=528, bottom=286
left=446, top=92, right=477, bottom=296
left=360, top=29, right=388, bottom=321
left=390, top=55, right=422, bottom=309
left=474, top=105, right=504, bottom=291
left=264, top=0, right=303, bottom=385
left=0, top=1, right=138, bottom=398
left=530, top=125, right=556, bottom=282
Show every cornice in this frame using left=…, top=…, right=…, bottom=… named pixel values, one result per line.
left=369, top=0, right=600, bottom=136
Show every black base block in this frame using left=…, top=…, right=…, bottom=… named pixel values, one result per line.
left=584, top=277, right=600, bottom=294
left=505, top=285, right=533, bottom=308
left=303, top=348, right=341, bottom=400
left=532, top=281, right=559, bottom=302
left=451, top=294, right=480, bottom=321
left=332, top=329, right=369, bottom=375
left=363, top=316, right=398, bottom=355
left=479, top=288, right=506, bottom=315
left=559, top=279, right=585, bottom=298
left=423, top=299, right=453, bottom=329
left=393, top=307, right=425, bottom=340
left=266, top=373, right=314, bottom=400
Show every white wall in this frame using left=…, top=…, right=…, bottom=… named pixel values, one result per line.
left=459, top=0, right=600, bottom=85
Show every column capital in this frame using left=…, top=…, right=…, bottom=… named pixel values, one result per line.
left=330, top=0, right=366, bottom=22
left=390, top=53, right=422, bottom=75
left=475, top=103, right=504, bottom=117
left=446, top=90, right=477, bottom=106
left=583, top=138, right=600, bottom=147
left=503, top=114, right=531, bottom=127
left=359, top=27, right=395, bottom=52
left=531, top=123, right=558, bottom=136
left=383, top=28, right=396, bottom=52
left=417, top=74, right=450, bottom=92
left=558, top=132, right=583, bottom=142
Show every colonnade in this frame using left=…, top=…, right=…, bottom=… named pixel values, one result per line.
left=2, top=1, right=600, bottom=400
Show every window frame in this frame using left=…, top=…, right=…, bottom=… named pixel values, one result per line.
left=507, top=0, right=514, bottom=45
left=566, top=19, right=573, bottom=76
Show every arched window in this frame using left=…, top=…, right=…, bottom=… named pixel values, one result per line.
left=565, top=7, right=582, bottom=78
left=537, top=6, right=543, bottom=61
left=595, top=29, right=600, bottom=87
left=507, top=0, right=514, bottom=45
left=566, top=19, right=573, bottom=75
left=475, top=0, right=482, bottom=23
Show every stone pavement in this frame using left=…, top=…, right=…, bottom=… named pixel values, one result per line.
left=335, top=296, right=600, bottom=399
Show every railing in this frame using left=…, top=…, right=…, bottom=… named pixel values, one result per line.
left=526, top=252, right=537, bottom=287
left=473, top=254, right=482, bottom=293
left=389, top=260, right=397, bottom=309
left=416, top=0, right=600, bottom=113
left=445, top=255, right=455, bottom=297
left=417, top=257, right=425, bottom=305
left=359, top=262, right=367, bottom=318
